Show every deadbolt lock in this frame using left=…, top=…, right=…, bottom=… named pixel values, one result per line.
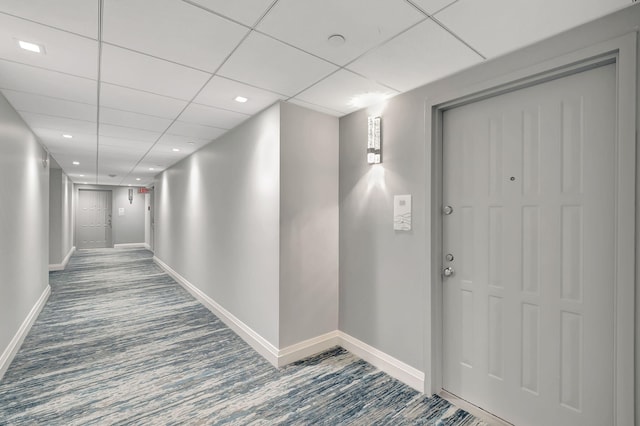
left=443, top=205, right=453, bottom=215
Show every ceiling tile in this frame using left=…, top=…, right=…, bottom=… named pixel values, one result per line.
left=180, top=103, right=250, bottom=129
left=286, top=99, right=345, bottom=117
left=99, top=136, right=153, bottom=154
left=95, top=153, right=140, bottom=181
left=218, top=32, right=338, bottom=97
left=257, top=0, right=425, bottom=66
left=435, top=0, right=630, bottom=58
left=154, top=133, right=211, bottom=150
left=145, top=147, right=184, bottom=161
left=0, top=13, right=98, bottom=78
left=97, top=151, right=140, bottom=165
left=45, top=142, right=95, bottom=156
left=294, top=69, right=398, bottom=115
left=194, top=76, right=285, bottom=115
left=99, top=124, right=161, bottom=143
left=49, top=152, right=96, bottom=175
left=100, top=44, right=212, bottom=100
left=166, top=120, right=227, bottom=141
left=187, top=0, right=275, bottom=26
left=2, top=89, right=96, bottom=121
left=133, top=162, right=166, bottom=173
left=143, top=146, right=190, bottom=168
left=100, top=107, right=173, bottom=133
left=18, top=111, right=95, bottom=134
left=33, top=128, right=96, bottom=153
left=98, top=150, right=142, bottom=161
left=151, top=142, right=199, bottom=155
left=410, top=0, right=458, bottom=15
left=100, top=83, right=187, bottom=118
left=44, top=142, right=95, bottom=157
left=0, top=59, right=96, bottom=104
left=348, top=19, right=482, bottom=92
left=0, top=0, right=98, bottom=38
left=103, top=0, right=248, bottom=72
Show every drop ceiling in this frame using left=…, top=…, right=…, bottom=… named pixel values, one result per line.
left=0, top=0, right=631, bottom=186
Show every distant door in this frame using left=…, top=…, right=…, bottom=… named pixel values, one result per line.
left=77, top=190, right=112, bottom=249
left=442, top=64, right=616, bottom=425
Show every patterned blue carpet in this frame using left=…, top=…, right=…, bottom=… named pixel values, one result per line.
left=0, top=248, right=488, bottom=425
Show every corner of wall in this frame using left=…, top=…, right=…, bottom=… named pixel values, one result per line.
left=278, top=102, right=340, bottom=348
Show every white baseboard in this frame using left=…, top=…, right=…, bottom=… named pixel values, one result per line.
left=152, top=256, right=425, bottom=391
left=0, top=285, right=51, bottom=381
left=49, top=246, right=76, bottom=271
left=143, top=243, right=151, bottom=251
left=114, top=243, right=147, bottom=249
left=277, top=331, right=341, bottom=367
left=153, top=256, right=281, bottom=367
left=337, top=331, right=425, bottom=392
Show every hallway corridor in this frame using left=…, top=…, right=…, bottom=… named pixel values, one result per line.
left=0, top=248, right=485, bottom=425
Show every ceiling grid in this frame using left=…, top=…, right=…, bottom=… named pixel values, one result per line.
left=0, top=0, right=631, bottom=186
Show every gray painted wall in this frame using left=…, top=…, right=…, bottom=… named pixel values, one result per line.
left=49, top=168, right=63, bottom=264
left=338, top=4, right=639, bottom=420
left=279, top=102, right=339, bottom=347
left=154, top=102, right=340, bottom=349
left=74, top=185, right=145, bottom=246
left=49, top=167, right=74, bottom=265
left=0, top=93, right=49, bottom=358
left=112, top=187, right=145, bottom=244
left=155, top=103, right=281, bottom=346
left=339, top=92, right=427, bottom=369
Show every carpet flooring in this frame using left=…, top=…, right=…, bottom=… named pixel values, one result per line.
left=0, top=248, right=489, bottom=425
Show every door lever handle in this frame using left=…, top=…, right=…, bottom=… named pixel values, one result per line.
left=443, top=267, right=454, bottom=277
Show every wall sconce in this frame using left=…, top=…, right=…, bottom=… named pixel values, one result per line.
left=128, top=188, right=134, bottom=204
left=367, top=116, right=382, bottom=164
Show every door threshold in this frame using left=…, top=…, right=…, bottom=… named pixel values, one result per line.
left=438, top=390, right=513, bottom=426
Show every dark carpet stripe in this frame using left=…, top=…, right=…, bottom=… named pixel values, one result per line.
left=0, top=248, right=488, bottom=425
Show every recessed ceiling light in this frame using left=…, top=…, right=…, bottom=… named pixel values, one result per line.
left=136, top=178, right=141, bottom=181
left=17, top=39, right=44, bottom=54
left=79, top=174, right=85, bottom=177
left=187, top=142, right=195, bottom=145
left=128, top=184, right=132, bottom=187
left=72, top=161, right=80, bottom=165
left=62, top=134, right=73, bottom=139
left=149, top=167, right=155, bottom=171
left=234, top=96, right=248, bottom=103
left=172, top=148, right=180, bottom=152
left=327, top=34, right=346, bottom=46
left=83, top=182, right=88, bottom=185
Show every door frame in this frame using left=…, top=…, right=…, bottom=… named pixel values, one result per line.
left=426, top=33, right=637, bottom=425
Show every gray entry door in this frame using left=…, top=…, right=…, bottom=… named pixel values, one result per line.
left=442, top=64, right=616, bottom=425
left=77, top=190, right=112, bottom=249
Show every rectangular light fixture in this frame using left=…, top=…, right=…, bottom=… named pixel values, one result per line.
left=17, top=40, right=44, bottom=53
left=367, top=116, right=382, bottom=164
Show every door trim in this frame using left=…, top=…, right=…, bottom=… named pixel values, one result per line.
left=426, top=33, right=637, bottom=425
